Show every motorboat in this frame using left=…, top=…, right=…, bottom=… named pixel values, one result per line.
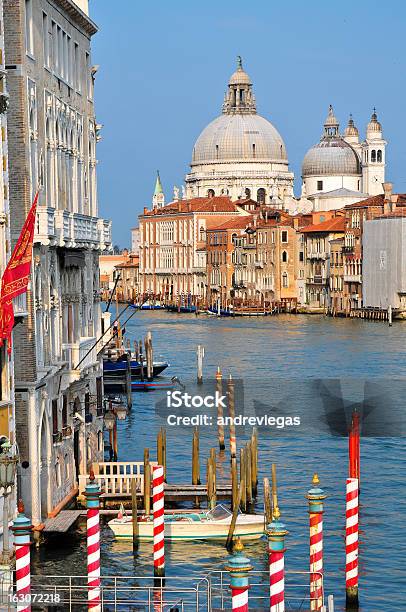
left=108, top=504, right=264, bottom=542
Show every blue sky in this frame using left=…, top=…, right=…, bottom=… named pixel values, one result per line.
left=91, top=0, right=406, bottom=247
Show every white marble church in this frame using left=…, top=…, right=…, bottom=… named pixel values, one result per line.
left=156, top=59, right=387, bottom=214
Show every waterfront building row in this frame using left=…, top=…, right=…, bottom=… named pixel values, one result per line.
left=136, top=183, right=406, bottom=316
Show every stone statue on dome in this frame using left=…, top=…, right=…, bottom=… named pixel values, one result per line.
left=173, top=185, right=179, bottom=201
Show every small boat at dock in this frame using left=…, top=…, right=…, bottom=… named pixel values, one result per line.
left=108, top=504, right=264, bottom=542
left=103, top=353, right=169, bottom=378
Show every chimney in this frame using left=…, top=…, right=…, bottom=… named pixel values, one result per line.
left=143, top=207, right=148, bottom=215
left=383, top=182, right=393, bottom=214
left=187, top=202, right=192, bottom=212
left=213, top=203, right=217, bottom=212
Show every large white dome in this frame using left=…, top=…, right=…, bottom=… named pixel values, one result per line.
left=191, top=113, right=288, bottom=165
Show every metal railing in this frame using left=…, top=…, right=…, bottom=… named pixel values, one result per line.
left=0, top=570, right=336, bottom=611
left=208, top=569, right=324, bottom=610
left=0, top=575, right=210, bottom=612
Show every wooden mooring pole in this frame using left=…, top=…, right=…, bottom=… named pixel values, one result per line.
left=231, top=456, right=238, bottom=513
left=125, top=353, right=132, bottom=410
left=216, top=367, right=225, bottom=451
left=251, top=427, right=258, bottom=496
left=131, top=479, right=139, bottom=549
left=263, top=477, right=272, bottom=525
left=245, top=442, right=253, bottom=511
left=144, top=448, right=151, bottom=515
left=239, top=447, right=246, bottom=512
left=226, top=480, right=244, bottom=551
left=192, top=427, right=201, bottom=486
left=227, top=375, right=237, bottom=458
left=196, top=345, right=204, bottom=384
left=145, top=331, right=153, bottom=381
left=139, top=340, right=144, bottom=382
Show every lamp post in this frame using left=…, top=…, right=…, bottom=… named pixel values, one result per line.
left=0, top=440, right=19, bottom=565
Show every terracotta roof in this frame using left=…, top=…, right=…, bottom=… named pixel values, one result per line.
left=344, top=194, right=384, bottom=209
left=208, top=216, right=254, bottom=231
left=345, top=193, right=406, bottom=210
left=301, top=216, right=345, bottom=233
left=143, top=196, right=238, bottom=215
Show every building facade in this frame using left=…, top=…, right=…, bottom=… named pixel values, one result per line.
left=302, top=215, right=345, bottom=311
left=5, top=0, right=111, bottom=526
left=0, top=0, right=17, bottom=562
left=363, top=216, right=406, bottom=315
left=138, top=196, right=250, bottom=301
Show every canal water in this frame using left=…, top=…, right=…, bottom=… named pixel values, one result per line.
left=32, top=312, right=406, bottom=611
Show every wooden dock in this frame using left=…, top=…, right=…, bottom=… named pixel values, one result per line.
left=43, top=510, right=83, bottom=533
left=78, top=462, right=232, bottom=507
left=97, top=483, right=232, bottom=506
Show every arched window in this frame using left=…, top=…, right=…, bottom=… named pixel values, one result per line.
left=371, top=149, right=376, bottom=162
left=252, top=143, right=256, bottom=158
left=257, top=188, right=266, bottom=204
left=245, top=188, right=251, bottom=199
left=377, top=149, right=382, bottom=162
left=215, top=144, right=219, bottom=159
left=282, top=251, right=288, bottom=263
left=207, top=189, right=215, bottom=198
left=282, top=272, right=288, bottom=288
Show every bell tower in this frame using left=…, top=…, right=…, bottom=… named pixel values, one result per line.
left=361, top=110, right=386, bottom=195
left=152, top=170, right=165, bottom=209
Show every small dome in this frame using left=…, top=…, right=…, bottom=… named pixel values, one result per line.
left=192, top=113, right=287, bottom=164
left=228, top=56, right=252, bottom=85
left=344, top=115, right=359, bottom=137
left=367, top=109, right=382, bottom=133
left=302, top=139, right=361, bottom=177
left=324, top=104, right=339, bottom=127
left=302, top=105, right=361, bottom=177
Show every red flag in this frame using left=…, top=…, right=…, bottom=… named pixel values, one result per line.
left=0, top=192, right=38, bottom=353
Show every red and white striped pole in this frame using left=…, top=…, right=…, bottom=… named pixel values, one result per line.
left=11, top=500, right=32, bottom=612
left=346, top=477, right=359, bottom=608
left=267, top=505, right=288, bottom=612
left=152, top=464, right=165, bottom=578
left=306, top=473, right=326, bottom=611
left=85, top=469, right=101, bottom=611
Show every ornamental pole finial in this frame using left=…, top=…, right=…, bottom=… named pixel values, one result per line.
left=234, top=536, right=244, bottom=552
left=312, top=473, right=320, bottom=486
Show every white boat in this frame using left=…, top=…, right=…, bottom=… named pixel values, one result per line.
left=108, top=505, right=264, bottom=542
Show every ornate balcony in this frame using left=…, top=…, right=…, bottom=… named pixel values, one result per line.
left=344, top=274, right=362, bottom=283
left=36, top=206, right=112, bottom=251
